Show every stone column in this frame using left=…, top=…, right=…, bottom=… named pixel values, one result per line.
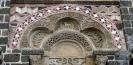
left=95, top=55, right=108, bottom=65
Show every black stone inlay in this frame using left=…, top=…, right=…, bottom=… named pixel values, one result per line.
left=116, top=23, right=123, bottom=30
left=4, top=54, right=20, bottom=62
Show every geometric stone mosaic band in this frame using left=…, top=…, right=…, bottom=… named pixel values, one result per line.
left=10, top=5, right=123, bottom=49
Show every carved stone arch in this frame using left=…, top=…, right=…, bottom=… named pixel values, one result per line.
left=46, top=12, right=91, bottom=31
left=20, top=18, right=53, bottom=48
left=30, top=30, right=96, bottom=65
left=29, top=27, right=52, bottom=48
left=41, top=30, right=95, bottom=52
left=10, top=5, right=124, bottom=50
left=81, top=27, right=115, bottom=49
left=80, top=21, right=116, bottom=49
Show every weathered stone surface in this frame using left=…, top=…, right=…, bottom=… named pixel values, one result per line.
left=12, top=49, right=21, bottom=53
left=5, top=15, right=9, bottom=22
left=0, top=15, right=3, bottom=22
left=124, top=28, right=133, bottom=35
left=115, top=51, right=129, bottom=60
left=21, top=48, right=44, bottom=55
left=125, top=35, right=133, bottom=51
left=11, top=0, right=119, bottom=5
left=116, top=23, right=123, bottom=30
left=0, top=46, right=6, bottom=52
left=6, top=0, right=10, bottom=7
left=107, top=61, right=116, bottom=65
left=123, top=21, right=131, bottom=27
left=0, top=37, right=8, bottom=44
left=120, top=1, right=132, bottom=7
left=107, top=55, right=115, bottom=60
left=11, top=64, right=29, bottom=65
left=108, top=60, right=128, bottom=65
left=121, top=15, right=132, bottom=20
left=21, top=56, right=29, bottom=62
left=2, top=29, right=8, bottom=36
left=0, top=8, right=10, bottom=14
left=4, top=54, right=20, bottom=62
left=93, top=50, right=118, bottom=55
left=0, top=23, right=9, bottom=29
left=5, top=0, right=130, bottom=65
left=120, top=8, right=129, bottom=14
left=129, top=8, right=133, bottom=14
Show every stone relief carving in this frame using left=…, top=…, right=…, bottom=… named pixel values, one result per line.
left=95, top=55, right=108, bottom=65
left=48, top=58, right=85, bottom=65
left=30, top=28, right=52, bottom=48
left=81, top=28, right=104, bottom=48
left=55, top=17, right=79, bottom=30
left=31, top=31, right=46, bottom=47
left=30, top=55, right=43, bottom=65
left=43, top=31, right=92, bottom=51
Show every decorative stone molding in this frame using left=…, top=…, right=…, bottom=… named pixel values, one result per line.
left=11, top=0, right=119, bottom=5
left=9, top=5, right=124, bottom=49
left=42, top=30, right=94, bottom=51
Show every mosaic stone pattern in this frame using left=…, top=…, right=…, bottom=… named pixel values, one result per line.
left=0, top=0, right=132, bottom=65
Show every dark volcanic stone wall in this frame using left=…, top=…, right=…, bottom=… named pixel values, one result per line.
left=120, top=0, right=133, bottom=65
left=120, top=0, right=133, bottom=52
left=0, top=0, right=10, bottom=55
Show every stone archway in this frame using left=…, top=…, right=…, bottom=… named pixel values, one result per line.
left=30, top=30, right=95, bottom=65
left=9, top=4, right=126, bottom=65
left=9, top=5, right=125, bottom=49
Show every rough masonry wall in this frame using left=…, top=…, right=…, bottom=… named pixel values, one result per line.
left=120, top=0, right=133, bottom=65
left=0, top=0, right=10, bottom=54
left=120, top=0, right=133, bottom=53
